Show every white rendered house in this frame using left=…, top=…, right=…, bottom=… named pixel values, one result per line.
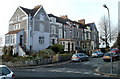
left=5, top=5, right=50, bottom=56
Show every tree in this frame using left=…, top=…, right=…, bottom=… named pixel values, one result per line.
left=98, top=15, right=117, bottom=48
left=50, top=44, right=64, bottom=54
left=117, top=32, right=120, bottom=49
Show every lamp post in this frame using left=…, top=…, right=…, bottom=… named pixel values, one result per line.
left=103, top=4, right=113, bottom=74
left=103, top=4, right=111, bottom=44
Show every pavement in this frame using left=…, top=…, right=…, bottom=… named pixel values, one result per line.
left=95, top=60, right=120, bottom=77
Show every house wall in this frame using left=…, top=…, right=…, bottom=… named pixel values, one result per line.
left=59, top=39, right=75, bottom=52
left=32, top=32, right=50, bottom=52
left=49, top=17, right=63, bottom=45
left=30, top=6, right=50, bottom=51
left=9, top=7, right=28, bottom=31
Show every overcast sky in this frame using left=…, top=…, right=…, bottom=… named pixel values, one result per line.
left=0, top=0, right=119, bottom=37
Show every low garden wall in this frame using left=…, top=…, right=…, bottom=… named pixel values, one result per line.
left=2, top=53, right=72, bottom=67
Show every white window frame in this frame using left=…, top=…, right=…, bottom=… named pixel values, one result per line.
left=40, top=13, right=44, bottom=21
left=59, top=29, right=62, bottom=38
left=39, top=37, right=44, bottom=45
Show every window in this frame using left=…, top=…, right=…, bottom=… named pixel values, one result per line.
left=14, top=24, right=20, bottom=30
left=51, top=26, right=56, bottom=34
left=40, top=13, right=44, bottom=21
left=5, top=36, right=8, bottom=44
left=16, top=15, right=19, bottom=21
left=77, top=32, right=79, bottom=37
left=59, top=29, right=62, bottom=38
left=10, top=35, right=12, bottom=44
left=13, top=35, right=15, bottom=44
left=39, top=37, right=44, bottom=45
left=40, top=23, right=44, bottom=32
left=1, top=67, right=11, bottom=75
left=64, top=30, right=67, bottom=38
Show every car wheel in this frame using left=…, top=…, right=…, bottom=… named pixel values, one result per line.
left=86, top=58, right=89, bottom=61
left=79, top=59, right=82, bottom=62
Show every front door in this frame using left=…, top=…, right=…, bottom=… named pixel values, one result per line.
left=20, top=35, right=23, bottom=46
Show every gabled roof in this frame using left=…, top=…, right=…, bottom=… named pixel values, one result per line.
left=87, top=22, right=98, bottom=31
left=5, top=29, right=22, bottom=35
left=20, top=5, right=42, bottom=16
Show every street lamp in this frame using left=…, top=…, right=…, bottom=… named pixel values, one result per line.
left=103, top=4, right=113, bottom=74
left=103, top=4, right=111, bottom=44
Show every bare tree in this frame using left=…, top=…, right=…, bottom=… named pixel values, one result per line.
left=98, top=15, right=117, bottom=48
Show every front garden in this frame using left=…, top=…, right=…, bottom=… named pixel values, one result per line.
left=1, top=44, right=74, bottom=66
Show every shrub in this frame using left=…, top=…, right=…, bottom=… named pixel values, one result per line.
left=38, top=49, right=55, bottom=59
left=2, top=46, right=13, bottom=56
left=50, top=44, right=64, bottom=54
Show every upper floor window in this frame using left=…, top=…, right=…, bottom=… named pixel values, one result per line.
left=64, top=30, right=67, bottom=38
left=40, top=13, right=44, bottom=21
left=51, top=26, right=56, bottom=34
left=77, top=32, right=79, bottom=37
left=14, top=24, right=20, bottom=30
left=16, top=15, right=19, bottom=21
left=40, top=23, right=44, bottom=32
left=59, top=29, right=62, bottom=38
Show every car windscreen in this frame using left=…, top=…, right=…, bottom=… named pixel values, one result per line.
left=92, top=52, right=98, bottom=53
left=78, top=53, right=84, bottom=56
left=0, top=67, right=11, bottom=75
left=104, top=53, right=110, bottom=56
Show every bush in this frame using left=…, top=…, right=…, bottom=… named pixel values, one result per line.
left=2, top=55, right=13, bottom=62
left=50, top=44, right=64, bottom=54
left=2, top=46, right=13, bottom=56
left=38, top=49, right=55, bottom=59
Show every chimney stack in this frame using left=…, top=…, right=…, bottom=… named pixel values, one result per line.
left=60, top=15, right=68, bottom=19
left=78, top=19, right=85, bottom=25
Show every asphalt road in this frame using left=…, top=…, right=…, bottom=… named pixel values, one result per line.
left=12, top=57, right=119, bottom=78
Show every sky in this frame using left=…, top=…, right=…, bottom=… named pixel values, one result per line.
left=0, top=0, right=119, bottom=38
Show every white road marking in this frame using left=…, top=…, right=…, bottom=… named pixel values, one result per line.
left=83, top=62, right=90, bottom=65
left=93, top=73, right=101, bottom=76
left=66, top=71, right=74, bottom=73
left=83, top=72, right=91, bottom=74
left=73, top=71, right=82, bottom=73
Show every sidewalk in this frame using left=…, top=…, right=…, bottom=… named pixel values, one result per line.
left=95, top=61, right=120, bottom=77
left=10, top=60, right=71, bottom=69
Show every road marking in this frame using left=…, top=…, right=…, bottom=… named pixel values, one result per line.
left=83, top=62, right=90, bottom=65
left=93, top=73, right=101, bottom=76
left=66, top=71, right=74, bottom=73
left=73, top=71, right=82, bottom=73
left=83, top=72, right=91, bottom=74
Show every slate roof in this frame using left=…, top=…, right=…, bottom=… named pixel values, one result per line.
left=5, top=29, right=22, bottom=35
left=86, top=23, right=97, bottom=31
left=48, top=14, right=86, bottom=29
left=20, top=5, right=42, bottom=16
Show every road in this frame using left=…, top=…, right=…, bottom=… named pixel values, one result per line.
left=12, top=57, right=119, bottom=78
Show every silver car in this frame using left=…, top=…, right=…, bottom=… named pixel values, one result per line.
left=71, top=53, right=89, bottom=62
left=91, top=51, right=104, bottom=57
left=0, top=65, right=15, bottom=79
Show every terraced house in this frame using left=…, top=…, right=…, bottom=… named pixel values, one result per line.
left=4, top=5, right=99, bottom=56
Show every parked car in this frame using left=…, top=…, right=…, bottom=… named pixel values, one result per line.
left=91, top=51, right=104, bottom=58
left=111, top=48, right=120, bottom=55
left=103, top=52, right=119, bottom=62
left=0, top=65, right=15, bottom=79
left=71, top=53, right=89, bottom=62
